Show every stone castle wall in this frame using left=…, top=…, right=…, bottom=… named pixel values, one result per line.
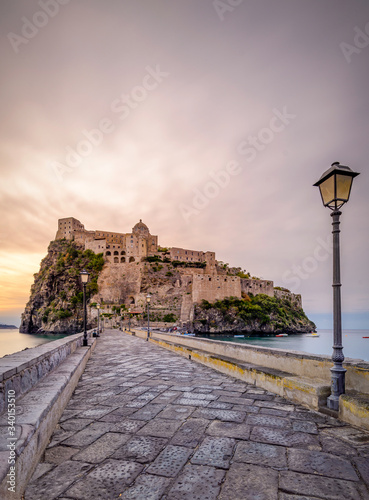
left=241, top=279, right=274, bottom=297
left=192, top=274, right=241, bottom=303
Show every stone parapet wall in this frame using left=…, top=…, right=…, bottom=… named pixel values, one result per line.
left=0, top=330, right=94, bottom=415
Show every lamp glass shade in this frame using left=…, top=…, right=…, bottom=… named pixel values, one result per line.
left=336, top=173, right=353, bottom=203
left=319, top=175, right=335, bottom=208
left=80, top=270, right=90, bottom=284
left=96, top=303, right=100, bottom=309
left=146, top=295, right=151, bottom=303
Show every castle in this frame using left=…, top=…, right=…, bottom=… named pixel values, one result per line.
left=55, top=217, right=301, bottom=325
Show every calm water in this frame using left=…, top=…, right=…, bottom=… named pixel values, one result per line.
left=198, top=329, right=369, bottom=362
left=0, top=329, right=68, bottom=358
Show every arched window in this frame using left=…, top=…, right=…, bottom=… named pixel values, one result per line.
left=114, top=251, right=119, bottom=256
left=121, top=257, right=125, bottom=263
left=129, top=257, right=135, bottom=263
left=114, top=257, right=119, bottom=263
left=129, top=296, right=135, bottom=304
left=121, top=251, right=126, bottom=255
left=106, top=251, right=111, bottom=256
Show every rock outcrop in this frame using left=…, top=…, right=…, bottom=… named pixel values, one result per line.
left=20, top=240, right=315, bottom=335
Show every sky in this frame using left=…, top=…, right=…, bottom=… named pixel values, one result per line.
left=0, top=0, right=368, bottom=329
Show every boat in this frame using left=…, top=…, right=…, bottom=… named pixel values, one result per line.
left=306, top=333, right=320, bottom=337
left=363, top=336, right=369, bottom=339
left=275, top=334, right=288, bottom=337
left=234, top=335, right=244, bottom=338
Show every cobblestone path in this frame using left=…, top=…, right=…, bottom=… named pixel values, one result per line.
left=25, top=330, right=369, bottom=499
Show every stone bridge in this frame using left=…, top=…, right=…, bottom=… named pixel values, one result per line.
left=0, top=329, right=368, bottom=499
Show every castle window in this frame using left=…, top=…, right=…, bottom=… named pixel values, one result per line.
left=121, top=257, right=125, bottom=263
left=106, top=251, right=111, bottom=256
left=129, top=257, right=135, bottom=263
left=114, top=251, right=119, bottom=255
left=209, top=278, right=211, bottom=281
left=114, top=257, right=119, bottom=263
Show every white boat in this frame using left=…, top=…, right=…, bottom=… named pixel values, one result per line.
left=305, top=333, right=320, bottom=337
left=234, top=335, right=245, bottom=338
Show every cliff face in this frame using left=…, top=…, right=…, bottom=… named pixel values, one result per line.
left=20, top=240, right=104, bottom=334
left=193, top=296, right=316, bottom=334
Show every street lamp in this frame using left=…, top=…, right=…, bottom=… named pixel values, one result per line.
left=128, top=307, right=131, bottom=332
left=314, top=161, right=360, bottom=411
left=146, top=294, right=151, bottom=341
left=80, top=269, right=90, bottom=347
left=96, top=303, right=100, bottom=336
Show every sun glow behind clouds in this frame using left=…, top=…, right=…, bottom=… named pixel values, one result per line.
left=0, top=252, right=44, bottom=312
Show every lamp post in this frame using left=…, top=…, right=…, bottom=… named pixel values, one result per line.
left=128, top=307, right=131, bottom=332
left=146, top=294, right=151, bottom=341
left=80, top=269, right=90, bottom=347
left=314, top=162, right=359, bottom=411
left=96, top=303, right=100, bottom=336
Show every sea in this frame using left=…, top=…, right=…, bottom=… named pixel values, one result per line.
left=197, top=329, right=369, bottom=362
left=1, top=328, right=369, bottom=362
left=0, top=329, right=68, bottom=358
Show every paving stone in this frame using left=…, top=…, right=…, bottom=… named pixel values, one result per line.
left=234, top=440, right=287, bottom=468
left=287, top=448, right=359, bottom=481
left=219, top=395, right=254, bottom=405
left=125, top=399, right=148, bottom=408
left=157, top=405, right=195, bottom=420
left=181, top=392, right=217, bottom=400
left=28, top=462, right=55, bottom=482
left=120, top=474, right=171, bottom=500
left=322, top=426, right=369, bottom=446
left=112, top=435, right=167, bottom=463
left=191, top=436, right=235, bottom=468
left=113, top=419, right=147, bottom=434
left=254, top=400, right=296, bottom=411
left=247, top=414, right=291, bottom=429
left=60, top=417, right=94, bottom=431
left=129, top=403, right=166, bottom=421
left=175, top=397, right=210, bottom=407
left=250, top=426, right=321, bottom=449
left=218, top=462, right=279, bottom=500
left=167, top=464, right=225, bottom=499
left=279, top=470, right=363, bottom=500
left=192, top=408, right=246, bottom=422
left=147, top=444, right=192, bottom=477
left=231, top=404, right=259, bottom=413
left=138, top=418, right=183, bottom=438
left=320, top=434, right=359, bottom=457
left=62, top=421, right=115, bottom=447
left=72, top=432, right=131, bottom=463
left=279, top=494, right=322, bottom=500
left=44, top=445, right=78, bottom=464
left=171, top=418, right=210, bottom=447
left=206, top=401, right=233, bottom=409
left=26, top=460, right=92, bottom=499
left=292, top=419, right=318, bottom=434
left=64, top=459, right=143, bottom=500
left=353, top=456, right=369, bottom=485
left=47, top=429, right=75, bottom=448
left=206, top=420, right=250, bottom=440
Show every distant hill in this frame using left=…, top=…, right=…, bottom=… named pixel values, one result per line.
left=0, top=324, right=18, bottom=329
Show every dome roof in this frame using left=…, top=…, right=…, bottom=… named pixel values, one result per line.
left=132, top=219, right=150, bottom=235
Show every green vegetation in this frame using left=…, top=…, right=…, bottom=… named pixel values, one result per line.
left=199, top=294, right=314, bottom=330
left=163, top=313, right=177, bottom=323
